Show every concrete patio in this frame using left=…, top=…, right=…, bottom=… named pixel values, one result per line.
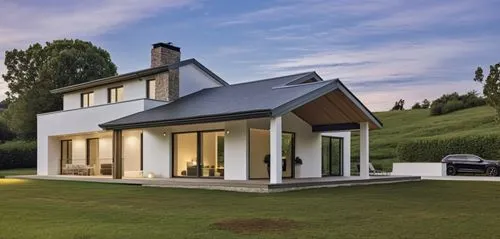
left=8, top=175, right=421, bottom=193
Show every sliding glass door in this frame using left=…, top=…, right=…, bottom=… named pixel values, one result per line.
left=173, top=131, right=225, bottom=178
left=322, top=136, right=343, bottom=176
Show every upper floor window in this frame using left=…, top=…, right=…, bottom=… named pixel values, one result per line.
left=81, top=92, right=94, bottom=108
left=147, top=79, right=156, bottom=99
left=108, top=86, right=124, bottom=103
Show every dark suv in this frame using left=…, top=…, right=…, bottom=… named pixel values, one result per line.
left=442, top=154, right=500, bottom=176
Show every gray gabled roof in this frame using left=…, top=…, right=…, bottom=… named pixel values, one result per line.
left=100, top=72, right=382, bottom=130
left=50, top=58, right=228, bottom=94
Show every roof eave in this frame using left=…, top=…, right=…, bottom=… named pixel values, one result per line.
left=49, top=58, right=228, bottom=94
left=271, top=80, right=338, bottom=117
left=270, top=79, right=383, bottom=129
left=99, top=109, right=272, bottom=130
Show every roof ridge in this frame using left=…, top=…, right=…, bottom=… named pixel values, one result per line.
left=226, top=71, right=315, bottom=87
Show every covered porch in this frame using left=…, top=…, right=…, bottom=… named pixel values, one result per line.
left=102, top=80, right=382, bottom=184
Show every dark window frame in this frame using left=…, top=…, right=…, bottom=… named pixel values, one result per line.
left=80, top=91, right=94, bottom=108
left=107, top=86, right=123, bottom=103
left=171, top=129, right=226, bottom=179
left=60, top=140, right=72, bottom=174
left=321, top=136, right=343, bottom=177
left=86, top=138, right=99, bottom=166
left=146, top=79, right=156, bottom=99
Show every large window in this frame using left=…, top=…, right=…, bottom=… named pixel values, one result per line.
left=108, top=86, right=123, bottom=103
left=173, top=131, right=225, bottom=178
left=321, top=136, right=343, bottom=176
left=146, top=79, right=156, bottom=99
left=81, top=92, right=94, bottom=108
left=60, top=140, right=72, bottom=173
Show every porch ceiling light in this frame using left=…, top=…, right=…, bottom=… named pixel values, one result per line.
left=162, top=132, right=167, bottom=137
left=226, top=130, right=230, bottom=135
left=147, top=173, right=154, bottom=178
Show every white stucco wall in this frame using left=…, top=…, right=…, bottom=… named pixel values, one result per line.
left=63, top=79, right=147, bottom=110
left=247, top=113, right=323, bottom=179
left=142, top=127, right=171, bottom=178
left=392, top=162, right=446, bottom=176
left=179, top=63, right=223, bottom=97
left=224, top=120, right=249, bottom=180
left=37, top=99, right=166, bottom=176
left=62, top=63, right=223, bottom=111
left=282, top=113, right=322, bottom=178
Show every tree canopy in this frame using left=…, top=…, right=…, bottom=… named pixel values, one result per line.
left=391, top=99, right=405, bottom=111
left=474, top=63, right=500, bottom=120
left=1, top=39, right=117, bottom=138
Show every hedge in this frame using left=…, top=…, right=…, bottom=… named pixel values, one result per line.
left=396, top=135, right=500, bottom=162
left=0, top=140, right=36, bottom=170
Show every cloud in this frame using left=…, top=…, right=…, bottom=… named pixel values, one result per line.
left=261, top=38, right=486, bottom=82
left=214, top=0, right=398, bottom=27
left=212, top=0, right=498, bottom=110
left=0, top=0, right=196, bottom=99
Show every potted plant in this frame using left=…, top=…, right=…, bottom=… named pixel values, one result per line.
left=294, top=157, right=303, bottom=177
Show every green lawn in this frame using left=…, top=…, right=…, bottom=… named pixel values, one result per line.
left=1, top=179, right=500, bottom=239
left=351, top=106, right=500, bottom=170
left=0, top=168, right=36, bottom=177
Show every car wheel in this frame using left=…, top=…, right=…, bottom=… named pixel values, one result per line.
left=486, top=167, right=498, bottom=176
left=446, top=165, right=457, bottom=176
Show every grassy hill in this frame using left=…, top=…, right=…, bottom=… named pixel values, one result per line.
left=351, top=106, right=500, bottom=170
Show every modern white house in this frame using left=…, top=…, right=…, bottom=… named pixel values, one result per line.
left=37, top=42, right=383, bottom=185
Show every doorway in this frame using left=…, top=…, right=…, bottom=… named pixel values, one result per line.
left=322, top=136, right=343, bottom=176
left=86, top=138, right=99, bottom=176
left=60, top=140, right=72, bottom=174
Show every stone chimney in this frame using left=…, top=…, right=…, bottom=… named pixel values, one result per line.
left=151, top=42, right=180, bottom=101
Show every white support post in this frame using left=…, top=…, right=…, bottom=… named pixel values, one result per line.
left=343, top=132, right=351, bottom=177
left=270, top=116, right=282, bottom=184
left=359, top=122, right=369, bottom=178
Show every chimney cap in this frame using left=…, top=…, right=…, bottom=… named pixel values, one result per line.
left=152, top=42, right=180, bottom=52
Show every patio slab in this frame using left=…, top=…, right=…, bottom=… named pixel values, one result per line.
left=8, top=175, right=421, bottom=193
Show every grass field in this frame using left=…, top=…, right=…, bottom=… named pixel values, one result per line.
left=1, top=179, right=500, bottom=239
left=351, top=106, right=500, bottom=169
left=0, top=168, right=36, bottom=177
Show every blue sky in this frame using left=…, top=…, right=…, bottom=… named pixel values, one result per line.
left=1, top=0, right=499, bottom=111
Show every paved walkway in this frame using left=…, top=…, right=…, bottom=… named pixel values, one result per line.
left=8, top=175, right=421, bottom=193
left=422, top=176, right=500, bottom=182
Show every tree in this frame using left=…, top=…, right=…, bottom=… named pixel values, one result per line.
left=391, top=99, right=405, bottom=111
left=411, top=102, right=422, bottom=110
left=421, top=99, right=430, bottom=109
left=2, top=39, right=117, bottom=138
left=474, top=63, right=500, bottom=120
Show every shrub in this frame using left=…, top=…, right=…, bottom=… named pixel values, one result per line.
left=441, top=100, right=464, bottom=114
left=411, top=103, right=422, bottom=110
left=396, top=135, right=500, bottom=162
left=430, top=103, right=443, bottom=115
left=429, top=91, right=486, bottom=116
left=0, top=140, right=36, bottom=170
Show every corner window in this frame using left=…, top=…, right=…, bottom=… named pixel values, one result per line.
left=147, top=79, right=156, bottom=99
left=108, top=86, right=124, bottom=103
left=81, top=92, right=94, bottom=108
